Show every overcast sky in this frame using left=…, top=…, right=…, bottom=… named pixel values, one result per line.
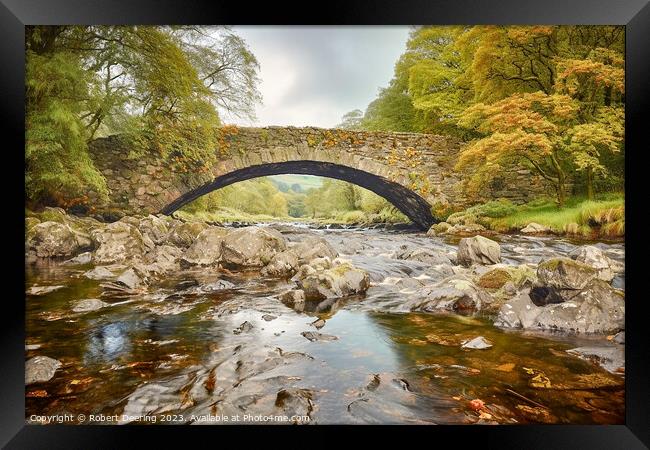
left=227, top=26, right=411, bottom=128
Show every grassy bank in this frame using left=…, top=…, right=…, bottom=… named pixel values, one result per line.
left=444, top=194, right=624, bottom=238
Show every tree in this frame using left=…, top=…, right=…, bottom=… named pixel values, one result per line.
left=25, top=25, right=262, bottom=208
left=336, top=109, right=364, bottom=130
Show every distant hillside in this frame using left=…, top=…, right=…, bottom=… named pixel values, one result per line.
left=268, top=175, right=324, bottom=193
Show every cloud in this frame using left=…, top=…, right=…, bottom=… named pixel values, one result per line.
left=227, top=26, right=411, bottom=128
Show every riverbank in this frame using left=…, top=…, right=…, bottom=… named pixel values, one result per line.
left=431, top=194, right=624, bottom=240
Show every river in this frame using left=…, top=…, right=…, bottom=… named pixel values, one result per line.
left=25, top=224, right=625, bottom=425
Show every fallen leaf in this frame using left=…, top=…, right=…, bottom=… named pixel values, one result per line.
left=479, top=411, right=493, bottom=420
left=469, top=399, right=485, bottom=411
left=495, top=363, right=515, bottom=372
left=27, top=390, right=48, bottom=398
left=452, top=396, right=462, bottom=401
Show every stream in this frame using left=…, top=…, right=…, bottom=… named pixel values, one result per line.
left=25, top=224, right=625, bottom=425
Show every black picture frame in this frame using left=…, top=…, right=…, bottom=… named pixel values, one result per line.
left=2, top=0, right=648, bottom=447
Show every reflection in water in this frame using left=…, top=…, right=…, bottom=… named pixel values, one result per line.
left=25, top=225, right=625, bottom=424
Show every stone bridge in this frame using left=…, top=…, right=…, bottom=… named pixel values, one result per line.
left=88, top=126, right=548, bottom=229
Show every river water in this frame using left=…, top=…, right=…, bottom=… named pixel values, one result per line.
left=25, top=224, right=625, bottom=425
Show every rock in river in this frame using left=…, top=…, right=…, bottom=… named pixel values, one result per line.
left=181, top=227, right=230, bottom=266
left=301, top=331, right=338, bottom=342
left=404, top=275, right=493, bottom=313
left=495, top=279, right=624, bottom=334
left=261, top=250, right=299, bottom=278
left=25, top=356, right=62, bottom=385
left=72, top=298, right=109, bottom=313
left=457, top=236, right=501, bottom=266
left=295, top=262, right=370, bottom=301
left=461, top=336, right=493, bottom=349
left=91, top=221, right=147, bottom=264
left=221, top=227, right=287, bottom=267
left=289, top=236, right=338, bottom=265
left=27, top=222, right=91, bottom=258
left=569, top=245, right=623, bottom=282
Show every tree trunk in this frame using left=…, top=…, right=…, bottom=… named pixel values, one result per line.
left=586, top=168, right=594, bottom=200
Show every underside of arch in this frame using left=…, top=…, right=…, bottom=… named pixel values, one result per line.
left=160, top=161, right=436, bottom=230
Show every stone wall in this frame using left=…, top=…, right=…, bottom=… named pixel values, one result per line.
left=87, top=126, right=551, bottom=223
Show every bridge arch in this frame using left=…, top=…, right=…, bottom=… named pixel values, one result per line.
left=160, top=160, right=436, bottom=229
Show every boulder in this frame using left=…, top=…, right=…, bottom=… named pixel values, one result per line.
left=566, top=346, right=624, bottom=373
left=116, top=267, right=147, bottom=290
left=537, top=257, right=597, bottom=290
left=461, top=336, right=493, bottom=349
left=279, top=289, right=306, bottom=312
left=143, top=245, right=183, bottom=274
left=261, top=250, right=299, bottom=278
left=520, top=222, right=552, bottom=234
left=138, top=215, right=170, bottom=244
left=296, top=263, right=370, bottom=301
left=27, top=222, right=91, bottom=258
left=289, top=236, right=338, bottom=265
left=167, top=221, right=208, bottom=248
left=569, top=245, right=623, bottom=282
left=72, top=298, right=109, bottom=313
left=446, top=223, right=487, bottom=236
left=83, top=266, right=115, bottom=280
left=457, top=236, right=501, bottom=266
left=25, top=356, right=62, bottom=385
left=394, top=247, right=452, bottom=265
left=221, top=227, right=287, bottom=267
left=301, top=331, right=338, bottom=342
left=181, top=227, right=230, bottom=266
left=404, top=275, right=493, bottom=313
left=495, top=280, right=624, bottom=334
left=476, top=267, right=513, bottom=289
left=91, top=221, right=147, bottom=264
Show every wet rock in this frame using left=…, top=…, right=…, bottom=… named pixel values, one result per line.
left=138, top=215, right=170, bottom=244
left=181, top=279, right=236, bottom=295
left=71, top=298, right=109, bottom=313
left=290, top=236, right=338, bottom=265
left=116, top=267, right=146, bottom=290
left=262, top=314, right=277, bottom=321
left=529, top=285, right=567, bottom=306
left=310, top=318, right=326, bottom=329
left=274, top=388, right=314, bottom=419
left=119, top=383, right=183, bottom=423
left=181, top=227, right=230, bottom=266
left=457, top=236, right=500, bottom=266
left=25, top=356, right=62, bottom=385
left=26, top=285, right=65, bottom=296
left=394, top=247, right=452, bottom=265
left=221, top=227, right=287, bottom=267
left=91, top=221, right=147, bottom=264
left=233, top=321, right=254, bottom=334
left=569, top=245, right=623, bottom=282
left=143, top=245, right=182, bottom=274
left=494, top=292, right=542, bottom=329
left=520, top=222, right=551, bottom=234
left=537, top=257, right=597, bottom=290
left=404, top=275, right=493, bottom=313
left=301, top=331, right=338, bottom=342
left=261, top=250, right=299, bottom=278
left=461, top=336, right=493, bottom=349
left=566, top=345, right=624, bottom=373
left=167, top=221, right=208, bottom=248
left=63, top=251, right=93, bottom=265
left=296, top=263, right=370, bottom=301
left=613, top=331, right=625, bottom=344
left=83, top=266, right=115, bottom=280
left=279, top=289, right=305, bottom=312
left=495, top=280, right=625, bottom=333
left=27, top=222, right=91, bottom=258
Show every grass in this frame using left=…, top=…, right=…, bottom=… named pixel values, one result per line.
left=483, top=194, right=624, bottom=238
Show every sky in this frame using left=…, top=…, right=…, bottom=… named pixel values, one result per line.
left=228, top=26, right=411, bottom=128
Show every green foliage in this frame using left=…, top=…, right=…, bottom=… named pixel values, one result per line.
left=25, top=25, right=262, bottom=209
